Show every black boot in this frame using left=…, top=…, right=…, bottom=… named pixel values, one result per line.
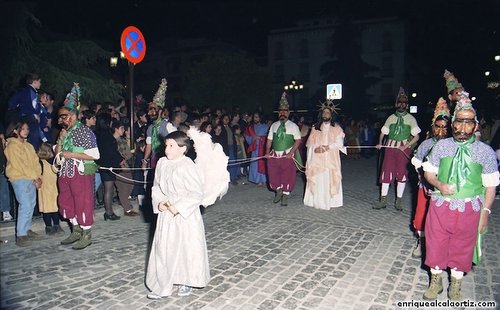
left=273, top=189, right=283, bottom=203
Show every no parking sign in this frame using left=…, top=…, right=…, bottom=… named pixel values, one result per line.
left=120, top=26, right=146, bottom=64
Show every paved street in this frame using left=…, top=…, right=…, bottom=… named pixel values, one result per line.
left=1, top=157, right=499, bottom=310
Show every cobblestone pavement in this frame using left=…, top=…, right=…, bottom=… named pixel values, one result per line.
left=1, top=157, right=499, bottom=310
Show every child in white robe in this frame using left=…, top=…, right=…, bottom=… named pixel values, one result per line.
left=146, top=131, right=210, bottom=299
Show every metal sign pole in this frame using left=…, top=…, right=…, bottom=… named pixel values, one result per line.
left=129, top=61, right=135, bottom=150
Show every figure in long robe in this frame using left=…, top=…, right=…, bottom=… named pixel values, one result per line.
left=304, top=103, right=346, bottom=209
left=146, top=131, right=210, bottom=299
left=244, top=112, right=269, bottom=187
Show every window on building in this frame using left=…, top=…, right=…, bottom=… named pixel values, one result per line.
left=381, top=57, right=393, bottom=78
left=274, top=41, right=284, bottom=60
left=299, top=63, right=310, bottom=82
left=274, top=64, right=284, bottom=83
left=324, top=40, right=333, bottom=56
left=168, top=77, right=181, bottom=92
left=382, top=31, right=392, bottom=52
left=298, top=89, right=309, bottom=108
left=381, top=83, right=393, bottom=102
left=166, top=57, right=180, bottom=74
left=299, top=39, right=309, bottom=58
left=190, top=54, right=205, bottom=65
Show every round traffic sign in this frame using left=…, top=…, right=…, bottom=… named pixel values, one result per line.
left=120, top=26, right=146, bottom=64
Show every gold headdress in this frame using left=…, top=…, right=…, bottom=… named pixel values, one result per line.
left=318, top=99, right=341, bottom=114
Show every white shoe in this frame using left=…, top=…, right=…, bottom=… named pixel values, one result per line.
left=146, top=293, right=164, bottom=300
left=177, top=285, right=192, bottom=297
left=2, top=212, right=13, bottom=221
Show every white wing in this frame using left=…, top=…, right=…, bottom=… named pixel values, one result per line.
left=187, top=126, right=230, bottom=207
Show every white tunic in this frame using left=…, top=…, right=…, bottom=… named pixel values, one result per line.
left=303, top=123, right=346, bottom=210
left=146, top=156, right=210, bottom=296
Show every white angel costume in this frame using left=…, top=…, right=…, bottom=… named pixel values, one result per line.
left=146, top=127, right=229, bottom=297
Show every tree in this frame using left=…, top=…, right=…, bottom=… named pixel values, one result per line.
left=182, top=53, right=273, bottom=113
left=317, top=18, right=379, bottom=117
left=0, top=1, right=124, bottom=119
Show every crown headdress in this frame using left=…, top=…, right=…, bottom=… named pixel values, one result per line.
left=318, top=99, right=341, bottom=114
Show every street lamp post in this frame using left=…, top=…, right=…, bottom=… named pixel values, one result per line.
left=283, top=80, right=304, bottom=111
left=110, top=53, right=135, bottom=149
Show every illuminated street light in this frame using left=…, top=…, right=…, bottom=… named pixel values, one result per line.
left=411, top=93, right=417, bottom=98
left=120, top=51, right=126, bottom=59
left=485, top=71, right=490, bottom=77
left=471, top=96, right=476, bottom=101
left=283, top=80, right=304, bottom=111
left=495, top=55, right=500, bottom=62
left=110, top=56, right=118, bottom=67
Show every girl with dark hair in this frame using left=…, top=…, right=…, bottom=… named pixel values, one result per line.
left=95, top=115, right=123, bottom=220
left=199, top=121, right=212, bottom=134
left=146, top=131, right=209, bottom=300
left=115, top=121, right=140, bottom=216
left=4, top=121, right=43, bottom=246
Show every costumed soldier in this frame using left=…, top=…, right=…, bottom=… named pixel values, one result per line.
left=56, top=83, right=100, bottom=250
left=421, top=90, right=499, bottom=300
left=374, top=87, right=421, bottom=210
left=265, top=92, right=302, bottom=206
left=410, top=98, right=450, bottom=258
left=142, top=79, right=170, bottom=171
left=141, top=79, right=170, bottom=218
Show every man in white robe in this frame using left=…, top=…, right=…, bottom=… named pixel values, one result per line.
left=304, top=103, right=346, bottom=209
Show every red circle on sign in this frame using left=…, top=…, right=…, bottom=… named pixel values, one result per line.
left=120, top=26, right=146, bottom=64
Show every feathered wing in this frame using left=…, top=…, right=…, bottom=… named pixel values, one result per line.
left=187, top=126, right=230, bottom=207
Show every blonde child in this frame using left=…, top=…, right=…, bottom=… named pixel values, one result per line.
left=146, top=131, right=210, bottom=299
left=4, top=121, right=43, bottom=246
left=37, top=142, right=64, bottom=235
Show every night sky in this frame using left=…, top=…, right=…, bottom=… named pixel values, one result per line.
left=38, top=0, right=499, bottom=54
left=36, top=0, right=428, bottom=55
left=35, top=0, right=500, bottom=111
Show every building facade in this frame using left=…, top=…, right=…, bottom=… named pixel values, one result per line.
left=268, top=17, right=407, bottom=113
